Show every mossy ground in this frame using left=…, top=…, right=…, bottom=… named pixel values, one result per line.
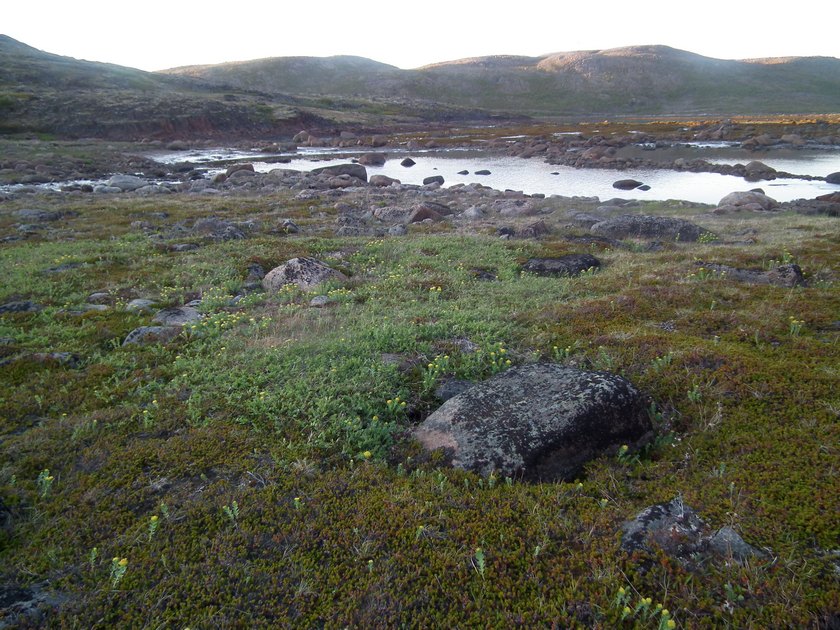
left=1, top=182, right=838, bottom=627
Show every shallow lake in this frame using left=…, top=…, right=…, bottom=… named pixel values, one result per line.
left=181, top=146, right=840, bottom=205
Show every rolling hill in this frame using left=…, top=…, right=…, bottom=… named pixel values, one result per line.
left=165, top=44, right=840, bottom=117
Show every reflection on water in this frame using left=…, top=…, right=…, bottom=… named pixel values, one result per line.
left=234, top=150, right=840, bottom=205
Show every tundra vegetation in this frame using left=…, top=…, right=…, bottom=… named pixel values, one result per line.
left=1, top=139, right=838, bottom=627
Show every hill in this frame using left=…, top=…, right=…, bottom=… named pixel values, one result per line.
left=165, top=44, right=840, bottom=116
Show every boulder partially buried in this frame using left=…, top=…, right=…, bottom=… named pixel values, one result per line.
left=523, top=254, right=600, bottom=276
left=262, top=257, right=347, bottom=292
left=413, top=364, right=652, bottom=481
left=310, top=163, right=367, bottom=182
left=591, top=215, right=708, bottom=242
left=621, top=497, right=766, bottom=567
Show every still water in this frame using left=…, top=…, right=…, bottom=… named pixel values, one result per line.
left=150, top=146, right=840, bottom=205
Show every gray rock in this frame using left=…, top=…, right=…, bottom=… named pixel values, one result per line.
left=387, top=225, right=407, bottom=236
left=123, top=326, right=182, bottom=346
left=311, top=163, right=367, bottom=182
left=370, top=174, right=400, bottom=187
left=825, top=172, right=840, bottom=185
left=693, top=262, right=807, bottom=288
left=279, top=219, right=300, bottom=234
left=309, top=295, right=331, bottom=308
left=591, top=215, right=708, bottom=242
left=423, top=175, right=445, bottom=186
left=621, top=497, right=766, bottom=566
left=517, top=220, right=550, bottom=239
left=94, top=185, right=123, bottom=194
left=461, top=206, right=486, bottom=219
left=717, top=191, right=777, bottom=211
left=191, top=217, right=245, bottom=240
left=125, top=298, right=157, bottom=312
left=262, top=257, right=347, bottom=293
left=474, top=170, right=491, bottom=176
left=0, top=301, right=42, bottom=314
left=107, top=174, right=147, bottom=191
left=523, top=254, right=600, bottom=277
left=358, top=153, right=386, bottom=166
left=151, top=306, right=202, bottom=326
left=226, top=163, right=255, bottom=177
left=14, top=208, right=61, bottom=222
left=87, top=292, right=112, bottom=304
left=435, top=377, right=475, bottom=401
left=413, top=363, right=652, bottom=481
left=400, top=158, right=416, bottom=167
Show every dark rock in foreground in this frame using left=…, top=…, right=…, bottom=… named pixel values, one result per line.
left=523, top=254, right=600, bottom=276
left=413, top=364, right=652, bottom=481
left=621, top=497, right=766, bottom=567
left=423, top=175, right=445, bottom=186
left=591, top=214, right=708, bottom=242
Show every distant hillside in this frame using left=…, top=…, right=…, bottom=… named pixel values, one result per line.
left=164, top=44, right=840, bottom=116
left=0, top=36, right=501, bottom=139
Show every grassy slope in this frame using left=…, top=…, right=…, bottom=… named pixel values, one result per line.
left=0, top=180, right=838, bottom=626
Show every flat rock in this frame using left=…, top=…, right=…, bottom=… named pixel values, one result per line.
left=125, top=298, right=156, bottom=312
left=123, top=326, right=182, bottom=346
left=693, top=261, right=807, bottom=287
left=522, top=254, right=600, bottom=277
left=311, top=163, right=367, bottom=182
left=370, top=174, right=400, bottom=187
left=151, top=306, right=202, bottom=326
left=107, top=174, right=147, bottom=191
left=591, top=215, right=708, bottom=242
left=423, top=175, right=445, bottom=186
left=0, top=301, right=42, bottom=314
left=413, top=363, right=652, bottom=481
left=262, top=257, right=347, bottom=292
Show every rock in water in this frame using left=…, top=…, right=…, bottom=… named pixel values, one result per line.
left=262, top=257, right=347, bottom=292
left=826, top=172, right=840, bottom=185
left=400, top=158, right=416, bottom=167
left=613, top=179, right=644, bottom=190
left=423, top=175, right=445, bottom=186
left=413, top=364, right=652, bottom=481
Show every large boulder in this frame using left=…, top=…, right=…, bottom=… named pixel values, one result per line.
left=370, top=174, right=400, bottom=187
left=310, top=163, right=367, bottom=182
left=423, top=175, right=445, bottom=186
left=692, top=262, right=807, bottom=288
left=825, top=172, right=840, bottom=185
left=262, top=257, right=347, bottom=292
left=716, top=191, right=777, bottom=212
left=123, top=326, right=182, bottom=346
left=413, top=364, right=652, bottom=481
left=522, top=254, right=600, bottom=276
left=107, top=174, right=147, bottom=191
left=591, top=215, right=708, bottom=242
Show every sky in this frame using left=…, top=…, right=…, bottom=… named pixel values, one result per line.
left=4, top=1, right=839, bottom=71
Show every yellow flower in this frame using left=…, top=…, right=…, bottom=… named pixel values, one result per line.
left=118, top=558, right=128, bottom=567
left=362, top=451, right=372, bottom=459
left=150, top=515, right=158, bottom=522
left=666, top=621, right=676, bottom=629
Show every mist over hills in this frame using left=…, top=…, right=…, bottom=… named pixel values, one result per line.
left=2, top=35, right=839, bottom=139
left=164, top=44, right=840, bottom=117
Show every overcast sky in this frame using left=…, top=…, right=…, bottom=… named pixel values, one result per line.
left=4, top=1, right=839, bottom=71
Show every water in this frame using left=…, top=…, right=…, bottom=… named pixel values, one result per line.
left=5, top=145, right=839, bottom=204
left=213, top=148, right=840, bottom=205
